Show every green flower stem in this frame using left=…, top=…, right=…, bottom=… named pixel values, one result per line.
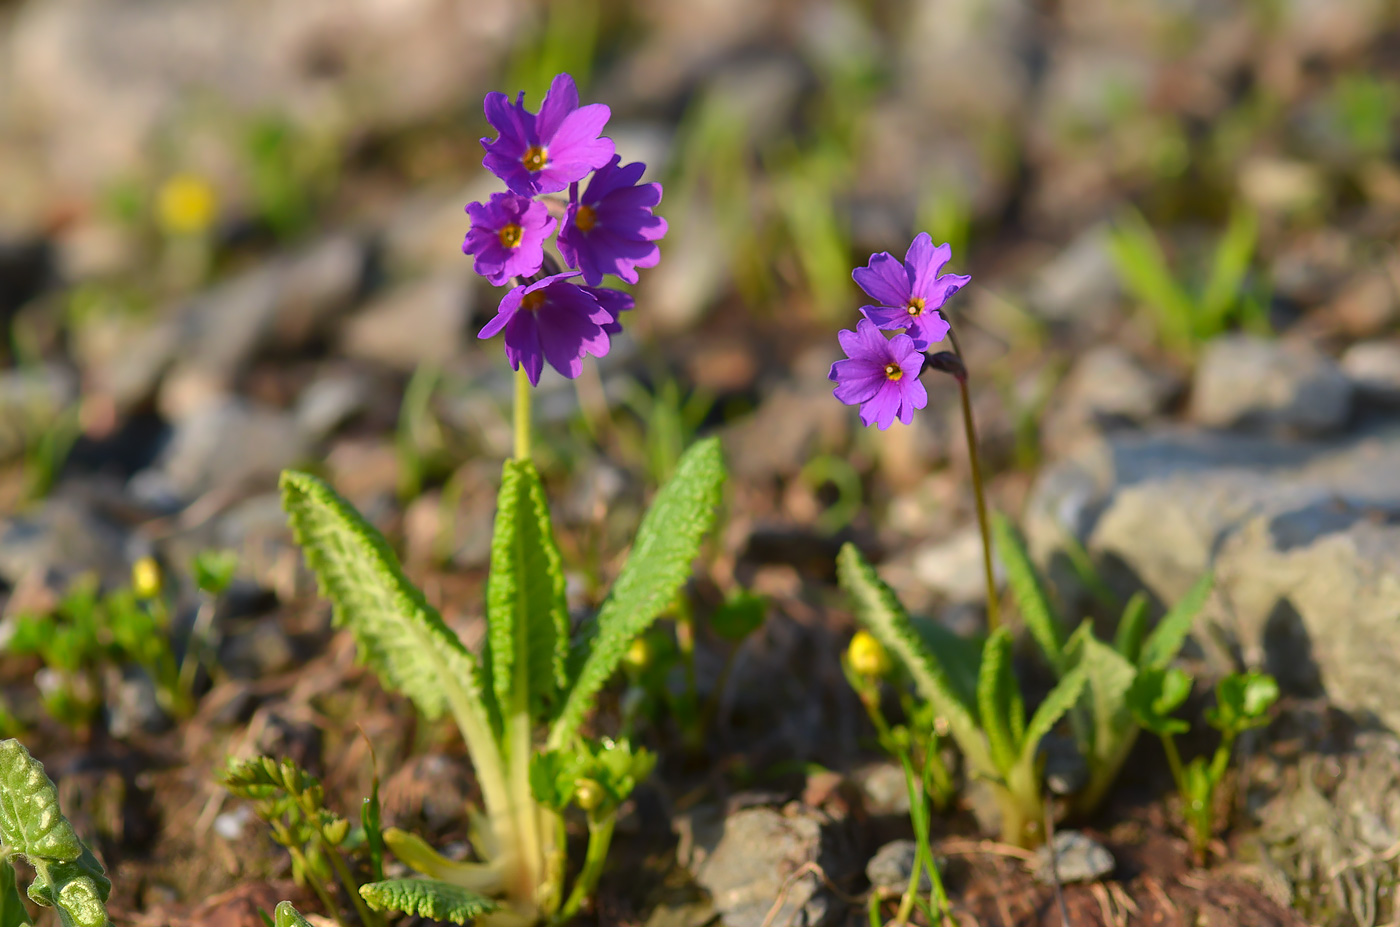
left=947, top=327, right=1000, bottom=633
left=555, top=811, right=617, bottom=925
left=1208, top=730, right=1237, bottom=785
left=514, top=365, right=532, bottom=462
left=286, top=843, right=345, bottom=927
left=1159, top=733, right=1187, bottom=795
left=291, top=791, right=383, bottom=927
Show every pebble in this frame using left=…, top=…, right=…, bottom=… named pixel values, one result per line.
left=1033, top=830, right=1115, bottom=884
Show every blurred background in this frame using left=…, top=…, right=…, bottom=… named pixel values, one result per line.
left=2, top=0, right=1400, bottom=923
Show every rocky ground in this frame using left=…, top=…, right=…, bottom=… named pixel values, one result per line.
left=3, top=1, right=1400, bottom=925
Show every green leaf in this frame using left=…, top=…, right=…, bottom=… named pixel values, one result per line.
left=909, top=618, right=982, bottom=708
left=486, top=460, right=569, bottom=726
left=1018, top=664, right=1089, bottom=769
left=1065, top=625, right=1138, bottom=772
left=1127, top=667, right=1192, bottom=736
left=360, top=879, right=499, bottom=925
left=0, top=860, right=31, bottom=927
left=279, top=471, right=495, bottom=736
left=548, top=438, right=726, bottom=750
left=0, top=740, right=84, bottom=861
left=1206, top=671, right=1279, bottom=734
left=1139, top=573, right=1212, bottom=671
left=27, top=847, right=110, bottom=927
left=381, top=829, right=504, bottom=894
left=993, top=514, right=1064, bottom=672
left=1199, top=204, right=1258, bottom=332
left=836, top=544, right=993, bottom=774
left=710, top=590, right=767, bottom=643
left=193, top=549, right=240, bottom=596
left=272, top=902, right=312, bottom=927
left=1113, top=592, right=1150, bottom=664
left=1106, top=208, right=1197, bottom=354
left=977, top=629, right=1021, bottom=775
left=362, top=773, right=385, bottom=884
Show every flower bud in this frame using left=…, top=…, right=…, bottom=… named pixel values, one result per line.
left=573, top=778, right=605, bottom=812
left=157, top=174, right=218, bottom=236
left=622, top=637, right=652, bottom=677
left=131, top=557, right=162, bottom=600
left=847, top=630, right=891, bottom=680
left=322, top=817, right=350, bottom=845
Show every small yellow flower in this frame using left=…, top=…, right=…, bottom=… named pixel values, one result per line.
left=131, top=556, right=162, bottom=600
left=622, top=636, right=653, bottom=676
left=156, top=174, right=218, bottom=236
left=847, top=630, right=891, bottom=680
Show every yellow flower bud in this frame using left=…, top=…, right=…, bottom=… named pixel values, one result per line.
left=622, top=636, right=652, bottom=676
left=156, top=174, right=218, bottom=236
left=131, top=556, right=162, bottom=600
left=573, top=778, right=605, bottom=812
left=847, top=630, right=891, bottom=680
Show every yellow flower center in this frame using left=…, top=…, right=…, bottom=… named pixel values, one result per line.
left=906, top=297, right=926, bottom=317
left=522, top=145, right=549, bottom=172
left=498, top=223, right=524, bottom=249
left=521, top=291, right=547, bottom=312
left=574, top=204, right=598, bottom=232
left=884, top=363, right=903, bottom=381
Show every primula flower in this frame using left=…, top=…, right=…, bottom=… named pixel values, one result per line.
left=462, top=193, right=556, bottom=285
left=579, top=284, right=634, bottom=335
left=853, top=233, right=969, bottom=350
left=481, top=73, right=615, bottom=197
left=829, top=319, right=927, bottom=429
left=478, top=272, right=615, bottom=385
left=557, top=156, right=667, bottom=285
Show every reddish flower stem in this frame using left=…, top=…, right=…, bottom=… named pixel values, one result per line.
left=946, top=326, right=1001, bottom=633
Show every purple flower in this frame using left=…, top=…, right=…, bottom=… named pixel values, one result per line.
left=477, top=272, right=614, bottom=384
left=829, top=319, right=928, bottom=429
left=579, top=284, right=633, bottom=334
left=462, top=193, right=556, bottom=285
left=481, top=73, right=615, bottom=197
left=852, top=233, right=969, bottom=350
left=557, top=156, right=667, bottom=285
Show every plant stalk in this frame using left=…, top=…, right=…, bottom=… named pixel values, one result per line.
left=514, top=365, right=532, bottom=462
left=555, top=812, right=617, bottom=924
left=946, top=327, right=1000, bottom=633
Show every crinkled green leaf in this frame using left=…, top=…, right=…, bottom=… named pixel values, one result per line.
left=977, top=629, right=1021, bottom=776
left=993, top=513, right=1064, bottom=672
left=836, top=543, right=993, bottom=774
left=549, top=438, right=725, bottom=750
left=0, top=740, right=83, bottom=862
left=709, top=590, right=767, bottom=643
left=1139, top=572, right=1212, bottom=671
left=360, top=879, right=498, bottom=925
left=272, top=902, right=312, bottom=927
left=0, top=860, right=31, bottom=927
left=280, top=471, right=487, bottom=723
left=1064, top=624, right=1138, bottom=775
left=1113, top=592, right=1150, bottom=664
left=486, top=460, right=569, bottom=728
left=1018, top=664, right=1088, bottom=769
left=27, top=847, right=110, bottom=927
left=909, top=618, right=982, bottom=708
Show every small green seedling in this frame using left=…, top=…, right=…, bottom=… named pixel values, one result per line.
left=0, top=739, right=112, bottom=927
left=222, top=756, right=379, bottom=927
left=838, top=544, right=1086, bottom=847
left=1106, top=204, right=1266, bottom=357
left=279, top=436, right=725, bottom=925
left=993, top=514, right=1213, bottom=816
left=1129, top=669, right=1279, bottom=862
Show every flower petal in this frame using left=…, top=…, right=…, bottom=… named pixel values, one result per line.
left=852, top=251, right=911, bottom=308
left=904, top=234, right=951, bottom=297
left=535, top=73, right=580, bottom=143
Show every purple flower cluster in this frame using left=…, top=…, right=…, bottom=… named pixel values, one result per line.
left=829, top=233, right=971, bottom=429
left=466, top=73, right=667, bottom=384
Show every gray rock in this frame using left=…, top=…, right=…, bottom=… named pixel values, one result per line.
left=0, top=496, right=129, bottom=587
left=295, top=369, right=371, bottom=440
left=1048, top=345, right=1179, bottom=443
left=106, top=668, right=168, bottom=738
left=1341, top=340, right=1400, bottom=403
left=219, top=620, right=296, bottom=678
left=131, top=397, right=310, bottom=503
left=1190, top=335, right=1352, bottom=435
left=1029, top=225, right=1121, bottom=324
left=340, top=272, right=472, bottom=370
left=1034, top=831, right=1114, bottom=884
left=1025, top=425, right=1400, bottom=726
left=852, top=762, right=911, bottom=817
left=681, top=805, right=849, bottom=927
left=911, top=526, right=996, bottom=604
left=0, top=364, right=77, bottom=462
left=865, top=840, right=932, bottom=893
